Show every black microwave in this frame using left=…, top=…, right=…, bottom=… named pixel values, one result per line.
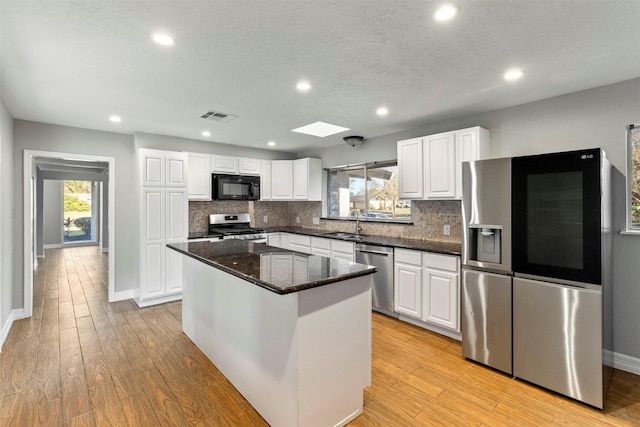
left=212, top=174, right=260, bottom=200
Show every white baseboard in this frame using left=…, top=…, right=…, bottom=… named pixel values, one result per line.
left=0, top=309, right=27, bottom=352
left=111, top=289, right=135, bottom=302
left=605, top=350, right=640, bottom=375
left=101, top=247, right=109, bottom=253
left=397, top=314, right=462, bottom=341
left=43, top=243, right=64, bottom=249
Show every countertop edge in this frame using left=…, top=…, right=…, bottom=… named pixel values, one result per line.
left=167, top=243, right=378, bottom=295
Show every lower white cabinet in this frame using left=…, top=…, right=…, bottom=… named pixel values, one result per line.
left=288, top=234, right=311, bottom=254
left=394, top=248, right=460, bottom=333
left=271, top=233, right=355, bottom=261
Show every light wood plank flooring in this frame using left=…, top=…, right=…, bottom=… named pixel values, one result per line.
left=1, top=246, right=639, bottom=426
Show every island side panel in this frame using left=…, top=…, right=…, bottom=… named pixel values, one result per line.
left=181, top=255, right=300, bottom=427
left=296, top=275, right=373, bottom=427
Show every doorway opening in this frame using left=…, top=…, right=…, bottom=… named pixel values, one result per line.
left=63, top=180, right=96, bottom=243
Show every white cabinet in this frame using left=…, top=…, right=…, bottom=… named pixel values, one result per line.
left=394, top=249, right=423, bottom=318
left=310, top=237, right=331, bottom=257
left=397, top=137, right=424, bottom=199
left=394, top=248, right=460, bottom=333
left=187, top=153, right=211, bottom=201
left=267, top=232, right=280, bottom=247
left=397, top=126, right=489, bottom=200
left=330, top=239, right=355, bottom=261
left=294, top=158, right=322, bottom=201
left=422, top=253, right=459, bottom=331
left=423, top=132, right=456, bottom=199
left=211, top=155, right=238, bottom=174
left=271, top=160, right=294, bottom=200
left=260, top=160, right=272, bottom=200
left=141, top=150, right=187, bottom=187
left=138, top=149, right=188, bottom=307
left=238, top=157, right=261, bottom=175
left=288, top=234, right=311, bottom=254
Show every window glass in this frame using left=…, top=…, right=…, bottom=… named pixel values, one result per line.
left=327, top=161, right=410, bottom=221
left=629, top=124, right=640, bottom=229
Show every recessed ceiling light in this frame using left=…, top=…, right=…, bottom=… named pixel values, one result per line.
left=433, top=4, right=458, bottom=22
left=376, top=107, right=389, bottom=116
left=296, top=81, right=312, bottom=92
left=268, top=141, right=276, bottom=146
left=202, top=131, right=211, bottom=137
left=152, top=33, right=174, bottom=46
left=109, top=115, right=122, bottom=123
left=504, top=68, right=524, bottom=81
left=292, top=121, right=350, bottom=138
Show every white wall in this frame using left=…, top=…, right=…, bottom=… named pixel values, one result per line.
left=301, top=77, right=640, bottom=362
left=42, top=180, right=63, bottom=246
left=0, top=98, right=14, bottom=336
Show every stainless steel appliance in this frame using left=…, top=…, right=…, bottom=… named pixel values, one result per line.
left=212, top=174, right=260, bottom=200
left=461, top=157, right=513, bottom=375
left=208, top=213, right=267, bottom=243
left=355, top=243, right=396, bottom=317
left=510, top=148, right=612, bottom=409
left=462, top=148, right=613, bottom=409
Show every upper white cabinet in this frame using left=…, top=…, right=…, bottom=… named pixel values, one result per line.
left=141, top=149, right=187, bottom=187
left=238, top=157, right=261, bottom=175
left=211, top=155, right=238, bottom=174
left=397, top=137, right=424, bottom=199
left=260, top=160, right=272, bottom=201
left=271, top=160, right=294, bottom=200
left=294, top=158, right=322, bottom=201
left=398, top=126, right=489, bottom=200
left=188, top=153, right=211, bottom=201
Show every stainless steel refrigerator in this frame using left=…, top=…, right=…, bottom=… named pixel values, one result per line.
left=461, top=148, right=613, bottom=409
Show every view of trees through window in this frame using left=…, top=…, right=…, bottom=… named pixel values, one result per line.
left=630, top=125, right=640, bottom=227
left=63, top=180, right=94, bottom=242
left=327, top=161, right=410, bottom=221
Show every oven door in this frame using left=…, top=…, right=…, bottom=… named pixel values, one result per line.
left=212, top=174, right=258, bottom=200
left=512, top=148, right=602, bottom=285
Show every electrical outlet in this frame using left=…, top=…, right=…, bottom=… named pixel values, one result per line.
left=263, top=215, right=268, bottom=223
left=312, top=217, right=320, bottom=225
left=444, top=224, right=451, bottom=235
left=296, top=216, right=300, bottom=223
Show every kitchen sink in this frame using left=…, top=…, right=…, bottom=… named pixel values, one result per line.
left=322, top=232, right=367, bottom=241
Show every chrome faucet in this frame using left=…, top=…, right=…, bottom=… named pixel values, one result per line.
left=351, top=209, right=362, bottom=235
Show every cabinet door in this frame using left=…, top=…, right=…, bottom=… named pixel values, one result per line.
left=293, top=158, right=309, bottom=200
left=394, top=262, right=422, bottom=318
left=141, top=189, right=165, bottom=298
left=165, top=246, right=183, bottom=294
left=455, top=127, right=479, bottom=198
left=267, top=233, right=281, bottom=248
left=424, top=132, right=456, bottom=199
left=271, top=161, right=294, bottom=200
left=260, top=160, right=272, bottom=200
left=397, top=138, right=424, bottom=199
left=141, top=152, right=165, bottom=186
left=166, top=189, right=188, bottom=242
left=238, top=157, right=261, bottom=175
left=211, top=155, right=238, bottom=174
left=311, top=247, right=331, bottom=257
left=188, top=153, right=211, bottom=201
left=288, top=234, right=311, bottom=254
left=165, top=153, right=187, bottom=187
left=423, top=268, right=459, bottom=331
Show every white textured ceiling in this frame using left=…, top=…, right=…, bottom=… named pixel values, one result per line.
left=1, top=1, right=639, bottom=153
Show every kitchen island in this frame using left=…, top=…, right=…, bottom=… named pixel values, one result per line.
left=168, top=240, right=377, bottom=427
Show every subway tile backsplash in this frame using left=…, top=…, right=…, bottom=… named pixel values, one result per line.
left=189, top=199, right=462, bottom=243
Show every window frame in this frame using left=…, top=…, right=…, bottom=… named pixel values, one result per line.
left=325, top=160, right=411, bottom=223
left=626, top=123, right=640, bottom=233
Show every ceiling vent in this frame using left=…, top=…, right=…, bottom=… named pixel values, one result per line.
left=200, top=110, right=237, bottom=123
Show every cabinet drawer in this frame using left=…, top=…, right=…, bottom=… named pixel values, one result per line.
left=311, top=237, right=331, bottom=250
left=423, top=252, right=458, bottom=272
left=330, top=239, right=354, bottom=254
left=395, top=248, right=422, bottom=266
left=288, top=234, right=311, bottom=247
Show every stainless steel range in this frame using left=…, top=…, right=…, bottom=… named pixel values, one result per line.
left=208, top=213, right=267, bottom=242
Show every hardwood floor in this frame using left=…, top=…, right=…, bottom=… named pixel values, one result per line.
left=1, top=246, right=639, bottom=426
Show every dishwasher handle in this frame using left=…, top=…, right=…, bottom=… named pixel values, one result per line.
left=356, top=249, right=390, bottom=256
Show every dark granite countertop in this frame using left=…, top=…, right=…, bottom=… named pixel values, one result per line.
left=263, top=226, right=461, bottom=256
left=168, top=240, right=377, bottom=295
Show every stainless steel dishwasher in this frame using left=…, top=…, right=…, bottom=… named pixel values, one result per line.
left=355, top=243, right=397, bottom=317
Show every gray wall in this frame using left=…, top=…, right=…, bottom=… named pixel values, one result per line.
left=301, top=77, right=640, bottom=361
left=42, top=180, right=63, bottom=246
left=0, top=99, right=14, bottom=331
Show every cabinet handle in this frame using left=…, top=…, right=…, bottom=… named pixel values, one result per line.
left=357, top=250, right=389, bottom=256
